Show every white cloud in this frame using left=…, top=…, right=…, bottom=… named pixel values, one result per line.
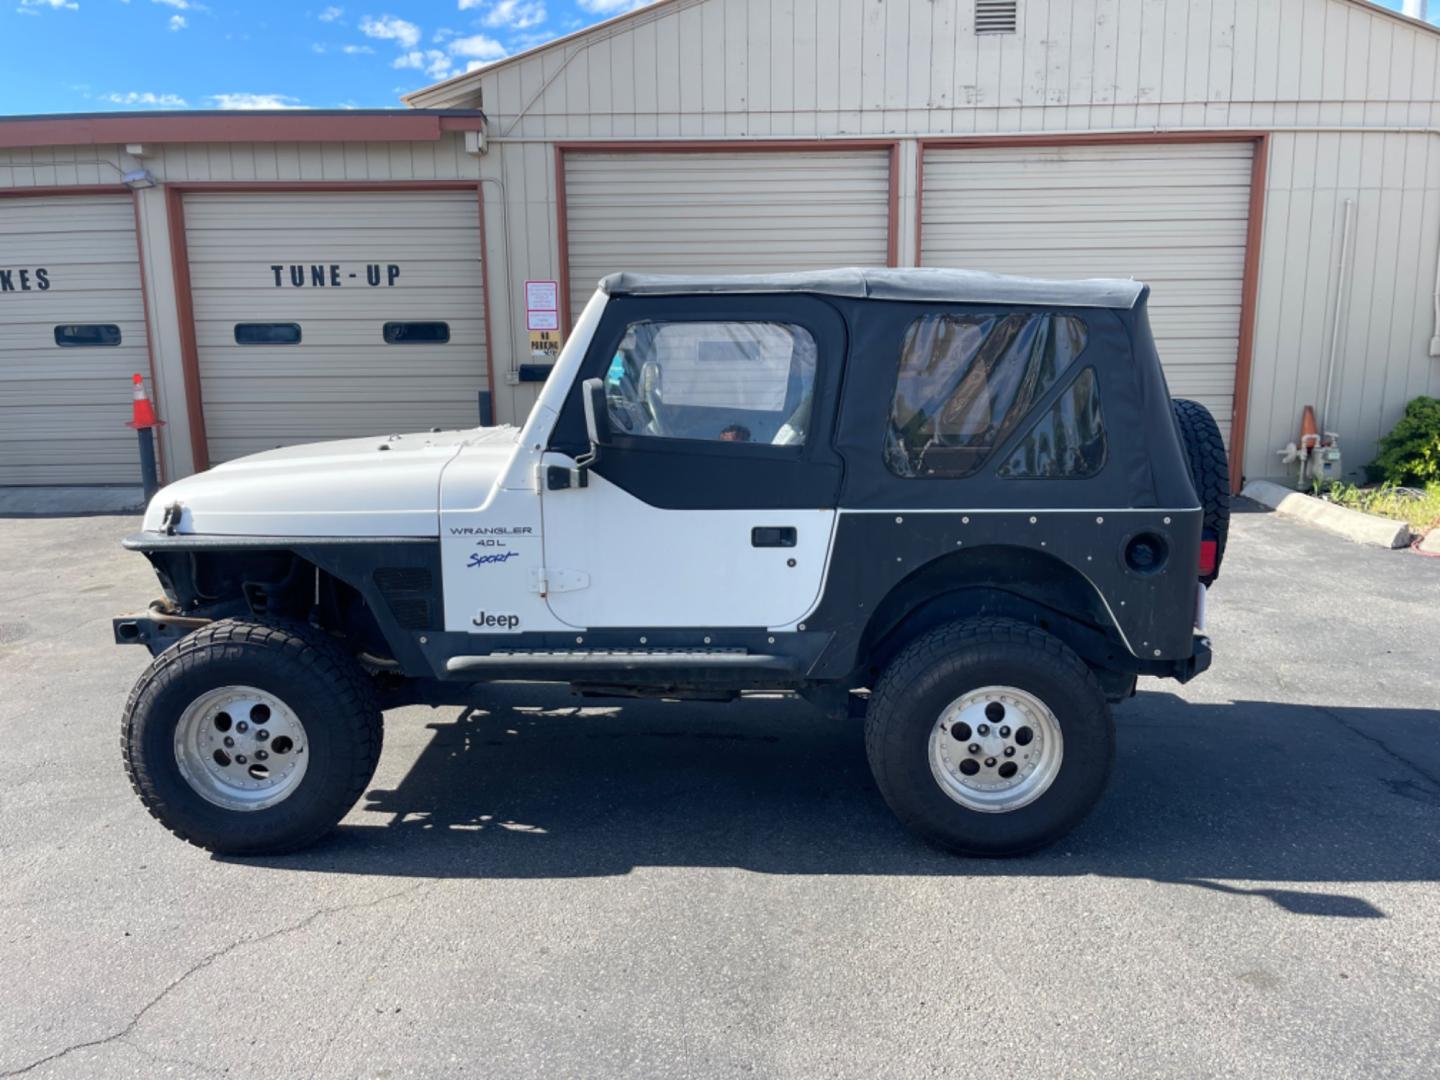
left=432, top=26, right=456, bottom=41
left=317, top=4, right=342, bottom=20
left=101, top=91, right=188, bottom=107
left=153, top=0, right=202, bottom=8
left=341, top=42, right=373, bottom=53
left=18, top=0, right=79, bottom=10
left=168, top=13, right=185, bottom=28
left=575, top=0, right=650, bottom=12
left=512, top=27, right=557, bottom=50
left=449, top=32, right=506, bottom=60
left=209, top=92, right=305, bottom=110
left=479, top=0, right=544, bottom=30
left=359, top=13, right=420, bottom=48
left=392, top=49, right=454, bottom=79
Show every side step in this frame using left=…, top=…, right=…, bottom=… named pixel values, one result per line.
left=445, top=648, right=800, bottom=675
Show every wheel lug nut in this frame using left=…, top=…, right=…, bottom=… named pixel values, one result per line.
left=223, top=736, right=235, bottom=748
left=984, top=757, right=997, bottom=768
left=977, top=724, right=990, bottom=736
left=968, top=743, right=981, bottom=754
left=236, top=721, right=249, bottom=734
left=236, top=754, right=248, bottom=765
left=999, top=726, right=1010, bottom=738
left=1004, top=746, right=1015, bottom=757
left=256, top=729, right=269, bottom=741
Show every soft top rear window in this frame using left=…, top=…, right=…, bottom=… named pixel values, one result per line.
left=884, top=312, right=1089, bottom=478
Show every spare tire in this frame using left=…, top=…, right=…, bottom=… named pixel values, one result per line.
left=1172, top=398, right=1230, bottom=586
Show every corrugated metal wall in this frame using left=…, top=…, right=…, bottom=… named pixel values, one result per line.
left=921, top=141, right=1255, bottom=445
left=2, top=0, right=1439, bottom=484
left=0, top=193, right=151, bottom=484
left=461, top=0, right=1440, bottom=483
left=562, top=149, right=892, bottom=319
left=183, top=190, right=488, bottom=464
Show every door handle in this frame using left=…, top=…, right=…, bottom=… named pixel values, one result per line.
left=751, top=526, right=797, bottom=548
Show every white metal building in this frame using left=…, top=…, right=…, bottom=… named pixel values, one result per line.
left=2, top=0, right=1439, bottom=491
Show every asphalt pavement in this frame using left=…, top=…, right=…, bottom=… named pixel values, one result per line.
left=1, top=503, right=1438, bottom=1078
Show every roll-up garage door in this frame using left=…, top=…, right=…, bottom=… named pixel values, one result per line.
left=920, top=141, right=1253, bottom=444
left=0, top=194, right=150, bottom=485
left=185, top=190, right=487, bottom=465
left=563, top=150, right=893, bottom=322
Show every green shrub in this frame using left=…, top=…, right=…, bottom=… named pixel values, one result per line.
left=1370, top=396, right=1440, bottom=485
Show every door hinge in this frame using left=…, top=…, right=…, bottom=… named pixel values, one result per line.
left=529, top=567, right=591, bottom=594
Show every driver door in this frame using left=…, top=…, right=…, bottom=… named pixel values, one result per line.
left=539, top=294, right=846, bottom=630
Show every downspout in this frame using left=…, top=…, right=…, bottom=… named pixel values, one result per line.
left=1321, top=198, right=1355, bottom=437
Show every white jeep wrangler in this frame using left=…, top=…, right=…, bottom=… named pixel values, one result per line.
left=115, top=268, right=1225, bottom=857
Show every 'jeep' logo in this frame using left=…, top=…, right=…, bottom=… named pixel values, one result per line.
left=472, top=611, right=521, bottom=631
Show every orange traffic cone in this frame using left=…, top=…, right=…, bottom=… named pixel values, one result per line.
left=1299, top=404, right=1318, bottom=450
left=126, top=373, right=161, bottom=429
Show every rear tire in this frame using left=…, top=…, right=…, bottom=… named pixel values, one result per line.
left=865, top=618, right=1114, bottom=856
left=122, top=618, right=383, bottom=855
left=1172, top=397, right=1230, bottom=585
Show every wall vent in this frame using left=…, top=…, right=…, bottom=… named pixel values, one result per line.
left=975, top=0, right=1018, bottom=34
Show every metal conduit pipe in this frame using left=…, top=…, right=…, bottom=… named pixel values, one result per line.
left=1321, top=198, right=1356, bottom=438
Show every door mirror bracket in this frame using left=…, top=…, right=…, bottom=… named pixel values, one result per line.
left=547, top=378, right=609, bottom=491
left=577, top=376, right=610, bottom=469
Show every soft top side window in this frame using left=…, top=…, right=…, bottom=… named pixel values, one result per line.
left=998, top=367, right=1107, bottom=479
left=603, top=320, right=818, bottom=447
left=884, top=311, right=1089, bottom=478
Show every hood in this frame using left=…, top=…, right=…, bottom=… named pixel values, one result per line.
left=141, top=427, right=520, bottom=538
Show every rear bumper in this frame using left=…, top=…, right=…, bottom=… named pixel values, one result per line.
left=1172, top=635, right=1212, bottom=683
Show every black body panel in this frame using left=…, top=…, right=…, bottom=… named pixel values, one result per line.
left=802, top=508, right=1202, bottom=677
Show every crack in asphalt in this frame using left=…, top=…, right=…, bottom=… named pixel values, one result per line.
left=0, top=881, right=433, bottom=1078
left=1313, top=704, right=1440, bottom=796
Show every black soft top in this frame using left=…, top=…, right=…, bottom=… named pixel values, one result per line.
left=599, top=267, right=1146, bottom=311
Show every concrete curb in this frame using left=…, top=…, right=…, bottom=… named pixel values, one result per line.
left=1241, top=480, right=1412, bottom=549
left=0, top=486, right=145, bottom=517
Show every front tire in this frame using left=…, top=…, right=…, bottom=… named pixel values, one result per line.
left=122, top=618, right=383, bottom=855
left=865, top=618, right=1114, bottom=856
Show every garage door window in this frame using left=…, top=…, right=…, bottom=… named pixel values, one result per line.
left=234, top=323, right=302, bottom=345
left=383, top=321, right=450, bottom=344
left=54, top=324, right=121, bottom=347
left=997, top=368, right=1107, bottom=479
left=885, top=312, right=1088, bottom=478
left=603, top=321, right=817, bottom=446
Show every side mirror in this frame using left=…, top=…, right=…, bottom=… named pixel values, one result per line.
left=576, top=377, right=610, bottom=469
left=581, top=377, right=610, bottom=447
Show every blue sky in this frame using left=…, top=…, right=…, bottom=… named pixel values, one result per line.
left=0, top=0, right=640, bottom=114
left=0, top=0, right=1433, bottom=116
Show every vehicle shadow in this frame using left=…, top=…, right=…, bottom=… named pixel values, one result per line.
left=239, top=686, right=1440, bottom=916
